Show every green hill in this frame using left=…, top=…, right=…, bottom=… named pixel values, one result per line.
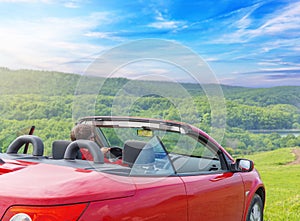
left=0, top=67, right=299, bottom=154
left=1, top=67, right=300, bottom=107
left=222, top=85, right=300, bottom=107
left=0, top=67, right=78, bottom=95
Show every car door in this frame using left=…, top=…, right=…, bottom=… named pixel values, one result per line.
left=181, top=171, right=244, bottom=221
left=128, top=136, right=188, bottom=221
left=132, top=176, right=188, bottom=221
left=172, top=141, right=245, bottom=221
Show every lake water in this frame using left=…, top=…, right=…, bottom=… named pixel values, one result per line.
left=249, top=129, right=300, bottom=137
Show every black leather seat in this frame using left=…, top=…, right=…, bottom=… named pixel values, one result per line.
left=52, top=140, right=71, bottom=159
left=123, top=140, right=155, bottom=167
left=52, top=140, right=82, bottom=159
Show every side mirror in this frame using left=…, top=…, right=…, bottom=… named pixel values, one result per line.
left=232, top=159, right=254, bottom=172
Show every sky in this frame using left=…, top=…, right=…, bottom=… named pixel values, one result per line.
left=0, top=0, right=299, bottom=87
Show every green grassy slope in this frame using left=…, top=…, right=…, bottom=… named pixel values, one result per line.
left=243, top=148, right=300, bottom=221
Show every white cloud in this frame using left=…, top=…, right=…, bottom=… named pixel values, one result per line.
left=63, top=0, right=84, bottom=8
left=154, top=9, right=164, bottom=21
left=0, top=12, right=113, bottom=73
left=260, top=38, right=300, bottom=53
left=260, top=67, right=300, bottom=72
left=234, top=3, right=260, bottom=30
left=148, top=8, right=186, bottom=31
left=64, top=2, right=79, bottom=8
left=258, top=2, right=300, bottom=35
left=0, top=0, right=82, bottom=6
left=219, top=74, right=294, bottom=88
left=84, top=32, right=113, bottom=39
left=84, top=31, right=123, bottom=42
left=257, top=61, right=280, bottom=67
left=0, top=0, right=53, bottom=3
left=203, top=57, right=219, bottom=62
left=213, top=1, right=300, bottom=44
left=149, top=20, right=183, bottom=29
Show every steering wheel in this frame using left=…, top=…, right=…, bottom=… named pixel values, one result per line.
left=106, top=146, right=123, bottom=162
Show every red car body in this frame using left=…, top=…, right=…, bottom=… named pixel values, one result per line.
left=0, top=116, right=265, bottom=221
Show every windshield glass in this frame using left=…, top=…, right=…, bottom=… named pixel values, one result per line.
left=99, top=127, right=175, bottom=176
left=96, top=124, right=221, bottom=176
left=130, top=136, right=175, bottom=176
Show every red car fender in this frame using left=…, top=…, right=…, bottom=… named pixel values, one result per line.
left=240, top=169, right=265, bottom=221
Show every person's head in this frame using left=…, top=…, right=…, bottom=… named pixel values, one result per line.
left=70, top=124, right=95, bottom=141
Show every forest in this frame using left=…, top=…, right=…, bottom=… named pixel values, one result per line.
left=0, top=67, right=299, bottom=155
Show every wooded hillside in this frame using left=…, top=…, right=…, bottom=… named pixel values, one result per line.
left=0, top=67, right=299, bottom=155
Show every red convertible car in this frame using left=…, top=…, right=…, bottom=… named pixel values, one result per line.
left=0, top=116, right=265, bottom=221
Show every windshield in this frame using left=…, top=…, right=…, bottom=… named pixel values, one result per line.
left=95, top=124, right=222, bottom=176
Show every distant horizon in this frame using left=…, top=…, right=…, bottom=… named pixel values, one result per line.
left=1, top=66, right=299, bottom=89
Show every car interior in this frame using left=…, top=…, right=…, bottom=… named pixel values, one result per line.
left=0, top=119, right=227, bottom=177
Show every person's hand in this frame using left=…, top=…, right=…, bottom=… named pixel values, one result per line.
left=101, top=147, right=111, bottom=154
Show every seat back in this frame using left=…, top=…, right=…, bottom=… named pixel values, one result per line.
left=52, top=140, right=71, bottom=159
left=123, top=140, right=147, bottom=167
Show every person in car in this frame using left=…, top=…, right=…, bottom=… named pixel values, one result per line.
left=70, top=124, right=110, bottom=160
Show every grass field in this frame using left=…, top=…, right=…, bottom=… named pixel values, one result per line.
left=243, top=148, right=300, bottom=221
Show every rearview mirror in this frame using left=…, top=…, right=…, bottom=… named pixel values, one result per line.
left=232, top=159, right=254, bottom=172
left=137, top=129, right=153, bottom=137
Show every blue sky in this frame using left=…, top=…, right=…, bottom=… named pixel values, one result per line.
left=0, top=0, right=299, bottom=87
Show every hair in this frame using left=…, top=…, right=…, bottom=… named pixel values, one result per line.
left=70, top=124, right=94, bottom=141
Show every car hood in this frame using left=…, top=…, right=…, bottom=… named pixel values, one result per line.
left=0, top=159, right=135, bottom=210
